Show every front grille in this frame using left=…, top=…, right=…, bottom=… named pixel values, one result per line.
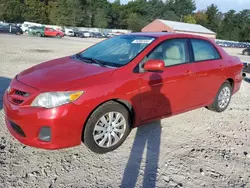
left=9, top=89, right=29, bottom=105
left=9, top=121, right=26, bottom=137
left=15, top=90, right=29, bottom=97
left=12, top=99, right=24, bottom=104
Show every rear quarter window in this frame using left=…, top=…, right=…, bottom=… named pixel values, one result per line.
left=191, top=39, right=220, bottom=62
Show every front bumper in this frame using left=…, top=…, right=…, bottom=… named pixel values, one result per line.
left=3, top=81, right=90, bottom=150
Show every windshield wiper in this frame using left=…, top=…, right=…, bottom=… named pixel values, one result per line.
left=90, top=58, right=107, bottom=67
left=74, top=54, right=107, bottom=67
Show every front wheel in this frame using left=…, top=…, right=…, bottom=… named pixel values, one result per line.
left=56, top=34, right=62, bottom=39
left=207, top=81, right=232, bottom=112
left=83, top=101, right=131, bottom=154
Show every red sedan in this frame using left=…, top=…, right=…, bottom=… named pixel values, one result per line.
left=3, top=32, right=244, bottom=153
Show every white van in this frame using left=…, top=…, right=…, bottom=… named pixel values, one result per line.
left=65, top=28, right=74, bottom=36
left=21, top=21, right=42, bottom=33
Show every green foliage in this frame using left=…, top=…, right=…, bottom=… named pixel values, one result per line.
left=168, top=0, right=196, bottom=21
left=194, top=11, right=208, bottom=26
left=183, top=15, right=196, bottom=24
left=51, top=0, right=85, bottom=26
left=217, top=9, right=250, bottom=41
left=108, top=0, right=122, bottom=29
left=0, top=0, right=24, bottom=22
left=127, top=13, right=144, bottom=32
left=206, top=4, right=220, bottom=32
left=0, top=0, right=249, bottom=41
left=23, top=0, right=48, bottom=24
left=93, top=8, right=108, bottom=28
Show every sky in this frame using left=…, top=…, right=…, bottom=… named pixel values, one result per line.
left=109, top=0, right=250, bottom=13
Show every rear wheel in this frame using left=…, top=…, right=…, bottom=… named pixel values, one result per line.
left=207, top=81, right=232, bottom=112
left=36, top=32, right=42, bottom=37
left=243, top=50, right=249, bottom=55
left=83, top=101, right=131, bottom=154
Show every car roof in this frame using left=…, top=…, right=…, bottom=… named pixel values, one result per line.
left=125, top=32, right=210, bottom=40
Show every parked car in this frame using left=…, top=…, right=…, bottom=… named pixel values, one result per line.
left=243, top=62, right=250, bottom=73
left=242, top=48, right=250, bottom=55
left=28, top=26, right=64, bottom=38
left=3, top=32, right=244, bottom=154
left=73, top=30, right=81, bottom=37
left=78, top=31, right=91, bottom=38
left=106, top=33, right=115, bottom=38
left=0, top=24, right=23, bottom=35
left=91, top=32, right=104, bottom=38
left=64, top=28, right=74, bottom=37
left=28, top=26, right=44, bottom=35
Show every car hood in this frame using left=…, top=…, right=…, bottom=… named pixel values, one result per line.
left=17, top=56, right=115, bottom=92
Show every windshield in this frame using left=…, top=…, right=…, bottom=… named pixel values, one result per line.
left=78, top=35, right=155, bottom=67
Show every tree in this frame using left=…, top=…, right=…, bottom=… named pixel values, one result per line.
left=108, top=0, right=122, bottom=28
left=194, top=11, right=208, bottom=26
left=168, top=0, right=196, bottom=21
left=93, top=8, right=108, bottom=28
left=0, top=0, right=24, bottom=23
left=206, top=4, right=220, bottom=32
left=51, top=0, right=84, bottom=27
left=0, top=0, right=249, bottom=42
left=47, top=0, right=57, bottom=24
left=23, top=0, right=48, bottom=24
left=127, top=13, right=143, bottom=32
left=183, top=15, right=196, bottom=24
left=217, top=10, right=237, bottom=40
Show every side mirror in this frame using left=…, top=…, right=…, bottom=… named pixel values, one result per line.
left=144, top=59, right=165, bottom=72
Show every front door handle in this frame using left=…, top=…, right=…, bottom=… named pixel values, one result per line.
left=185, top=70, right=191, bottom=75
left=219, top=65, right=224, bottom=68
left=185, top=70, right=195, bottom=76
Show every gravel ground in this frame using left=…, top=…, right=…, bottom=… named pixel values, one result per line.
left=1, top=34, right=250, bottom=188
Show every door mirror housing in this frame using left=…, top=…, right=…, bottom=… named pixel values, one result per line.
left=144, top=59, right=165, bottom=72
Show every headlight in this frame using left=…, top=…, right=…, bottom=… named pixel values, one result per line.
left=6, top=86, right=11, bottom=93
left=31, top=91, right=84, bottom=108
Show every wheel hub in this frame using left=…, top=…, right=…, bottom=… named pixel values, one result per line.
left=218, top=86, right=231, bottom=109
left=93, top=112, right=126, bottom=148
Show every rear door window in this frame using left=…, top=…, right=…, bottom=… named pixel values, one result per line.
left=190, top=39, right=220, bottom=62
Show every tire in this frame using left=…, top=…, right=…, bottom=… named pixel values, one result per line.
left=243, top=50, right=249, bottom=55
left=36, top=32, right=42, bottom=37
left=56, top=34, right=62, bottom=39
left=207, top=81, right=232, bottom=112
left=83, top=101, right=131, bottom=154
left=15, top=32, right=20, bottom=35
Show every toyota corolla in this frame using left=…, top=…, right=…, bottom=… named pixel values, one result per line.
left=3, top=32, right=244, bottom=153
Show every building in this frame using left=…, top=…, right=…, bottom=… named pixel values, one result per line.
left=141, top=19, right=216, bottom=39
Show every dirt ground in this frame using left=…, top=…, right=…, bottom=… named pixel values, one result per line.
left=1, top=34, right=250, bottom=188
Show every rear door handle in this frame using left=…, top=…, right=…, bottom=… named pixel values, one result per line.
left=185, top=70, right=195, bottom=75
left=219, top=65, right=224, bottom=68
